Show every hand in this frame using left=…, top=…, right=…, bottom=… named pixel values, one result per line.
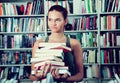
left=35, top=63, right=51, bottom=80
left=51, top=68, right=68, bottom=81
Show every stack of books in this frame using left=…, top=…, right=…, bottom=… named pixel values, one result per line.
left=31, top=42, right=72, bottom=76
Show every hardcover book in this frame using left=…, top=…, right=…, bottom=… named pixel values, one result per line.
left=38, top=42, right=71, bottom=52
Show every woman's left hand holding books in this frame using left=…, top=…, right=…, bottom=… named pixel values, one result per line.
left=35, top=63, right=51, bottom=80
left=51, top=68, right=69, bottom=81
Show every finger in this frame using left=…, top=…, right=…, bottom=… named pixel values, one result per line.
left=45, top=63, right=51, bottom=73
left=41, top=63, right=47, bottom=77
left=51, top=68, right=55, bottom=76
left=35, top=70, right=43, bottom=79
left=61, top=73, right=68, bottom=79
left=51, top=68, right=57, bottom=78
left=54, top=68, right=61, bottom=79
left=54, top=68, right=59, bottom=76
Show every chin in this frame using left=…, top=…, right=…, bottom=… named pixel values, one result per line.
left=51, top=31, right=58, bottom=33
left=51, top=29, right=58, bottom=32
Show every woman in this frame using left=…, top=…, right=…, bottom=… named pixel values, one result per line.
left=30, top=5, right=83, bottom=82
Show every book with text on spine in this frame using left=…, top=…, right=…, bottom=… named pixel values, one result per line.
left=35, top=49, right=64, bottom=59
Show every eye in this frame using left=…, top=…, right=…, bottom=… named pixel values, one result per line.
left=48, top=18, right=51, bottom=21
left=56, top=19, right=61, bottom=22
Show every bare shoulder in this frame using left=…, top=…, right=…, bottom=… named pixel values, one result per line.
left=70, top=38, right=81, bottom=47
left=69, top=38, right=82, bottom=51
left=34, top=38, right=45, bottom=46
left=36, top=38, right=45, bottom=43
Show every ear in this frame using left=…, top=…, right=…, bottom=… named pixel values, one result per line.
left=65, top=18, right=68, bottom=25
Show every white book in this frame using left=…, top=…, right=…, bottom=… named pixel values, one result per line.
left=51, top=66, right=68, bottom=70
left=116, top=35, right=120, bottom=46
left=38, top=42, right=71, bottom=52
left=35, top=49, right=63, bottom=53
left=58, top=69, right=71, bottom=76
left=34, top=60, right=65, bottom=67
left=31, top=56, right=63, bottom=63
left=117, top=0, right=120, bottom=12
left=35, top=52, right=63, bottom=57
left=73, top=0, right=82, bottom=14
left=114, top=73, right=120, bottom=83
left=39, top=42, right=66, bottom=47
left=35, top=49, right=64, bottom=59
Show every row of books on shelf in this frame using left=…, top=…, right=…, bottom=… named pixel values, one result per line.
left=0, top=18, right=44, bottom=32
left=0, top=32, right=98, bottom=49
left=80, top=32, right=98, bottom=47
left=0, top=49, right=119, bottom=66
left=68, top=32, right=120, bottom=48
left=67, top=16, right=97, bottom=30
left=46, top=0, right=97, bottom=14
left=0, top=0, right=120, bottom=16
left=84, top=65, right=120, bottom=79
left=100, top=33, right=120, bottom=47
left=100, top=15, right=120, bottom=30
left=84, top=64, right=100, bottom=78
left=0, top=66, right=31, bottom=83
left=73, top=0, right=97, bottom=14
left=83, top=48, right=120, bottom=64
left=48, top=0, right=120, bottom=14
left=1, top=15, right=119, bottom=33
left=101, top=66, right=120, bottom=79
left=0, top=34, right=45, bottom=48
left=0, top=0, right=44, bottom=15
left=100, top=49, right=120, bottom=64
left=0, top=65, right=119, bottom=82
left=69, top=32, right=98, bottom=47
left=0, top=51, right=31, bottom=65
left=83, top=50, right=99, bottom=64
left=47, top=0, right=118, bottom=14
left=100, top=0, right=120, bottom=12
left=1, top=32, right=119, bottom=49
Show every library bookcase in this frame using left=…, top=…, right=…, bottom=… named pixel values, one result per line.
left=0, top=0, right=120, bottom=83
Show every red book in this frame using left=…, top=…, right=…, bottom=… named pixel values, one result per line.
left=0, top=3, right=3, bottom=15
left=104, top=50, right=108, bottom=63
left=107, top=15, right=111, bottom=30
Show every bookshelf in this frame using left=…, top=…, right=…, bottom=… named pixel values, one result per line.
left=0, top=0, right=120, bottom=83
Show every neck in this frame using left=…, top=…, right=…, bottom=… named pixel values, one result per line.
left=49, top=33, right=65, bottom=39
left=49, top=33, right=66, bottom=42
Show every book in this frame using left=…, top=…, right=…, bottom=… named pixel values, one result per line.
left=35, top=49, right=64, bottom=59
left=34, top=52, right=63, bottom=58
left=31, top=56, right=63, bottom=63
left=38, top=42, right=71, bottom=52
left=114, top=73, right=120, bottom=83
left=35, top=49, right=63, bottom=55
left=34, top=60, right=65, bottom=67
left=39, top=42, right=66, bottom=47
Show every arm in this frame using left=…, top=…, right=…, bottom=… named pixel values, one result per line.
left=51, top=39, right=84, bottom=82
left=66, top=39, right=84, bottom=82
left=29, top=39, right=51, bottom=81
left=29, top=39, right=42, bottom=81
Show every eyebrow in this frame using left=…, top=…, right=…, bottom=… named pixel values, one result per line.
left=48, top=18, right=62, bottom=20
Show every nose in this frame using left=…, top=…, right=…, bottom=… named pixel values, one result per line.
left=52, top=20, right=56, bottom=26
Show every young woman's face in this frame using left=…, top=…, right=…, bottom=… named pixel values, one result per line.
left=48, top=10, right=67, bottom=33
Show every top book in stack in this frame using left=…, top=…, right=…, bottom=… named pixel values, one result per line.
left=38, top=42, right=72, bottom=52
